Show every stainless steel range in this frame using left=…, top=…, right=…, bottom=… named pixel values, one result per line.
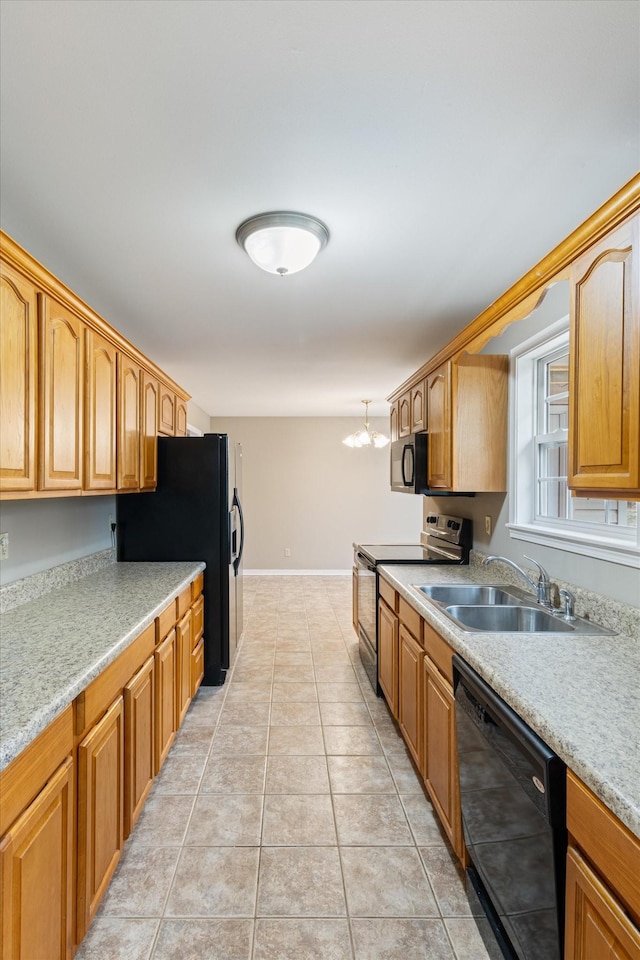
left=354, top=513, right=471, bottom=692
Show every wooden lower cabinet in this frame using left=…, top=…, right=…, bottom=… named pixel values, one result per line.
left=0, top=756, right=74, bottom=960
left=423, top=654, right=463, bottom=858
left=155, top=628, right=177, bottom=772
left=77, top=696, right=124, bottom=941
left=398, top=624, right=423, bottom=771
left=565, top=846, right=640, bottom=960
left=378, top=597, right=399, bottom=717
left=123, top=655, right=155, bottom=839
left=176, top=609, right=193, bottom=727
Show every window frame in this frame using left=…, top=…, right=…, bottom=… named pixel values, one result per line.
left=507, top=319, right=640, bottom=568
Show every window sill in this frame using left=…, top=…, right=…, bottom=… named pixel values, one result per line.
left=507, top=523, right=640, bottom=568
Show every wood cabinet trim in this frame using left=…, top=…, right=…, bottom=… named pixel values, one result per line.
left=388, top=172, right=640, bottom=401
left=399, top=596, right=422, bottom=644
left=378, top=576, right=397, bottom=611
left=0, top=231, right=190, bottom=401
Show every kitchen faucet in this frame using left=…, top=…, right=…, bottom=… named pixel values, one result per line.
left=482, top=554, right=553, bottom=608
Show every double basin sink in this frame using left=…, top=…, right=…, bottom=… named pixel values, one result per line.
left=412, top=583, right=614, bottom=635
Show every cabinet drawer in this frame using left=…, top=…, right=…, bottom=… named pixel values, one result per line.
left=176, top=585, right=191, bottom=619
left=399, top=597, right=422, bottom=643
left=567, top=771, right=640, bottom=922
left=156, top=601, right=176, bottom=644
left=423, top=621, right=454, bottom=685
left=191, top=572, right=204, bottom=602
left=77, top=623, right=155, bottom=736
left=379, top=576, right=397, bottom=611
left=0, top=705, right=73, bottom=837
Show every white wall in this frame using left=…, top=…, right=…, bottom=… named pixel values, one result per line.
left=186, top=400, right=212, bottom=435
left=422, top=281, right=639, bottom=605
left=0, top=495, right=115, bottom=585
left=210, top=416, right=424, bottom=570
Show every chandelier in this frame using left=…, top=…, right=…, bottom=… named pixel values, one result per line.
left=343, top=401, right=390, bottom=448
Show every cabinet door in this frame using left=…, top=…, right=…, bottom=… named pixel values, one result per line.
left=117, top=354, right=141, bottom=490
left=39, top=296, right=84, bottom=490
left=155, top=629, right=176, bottom=772
left=158, top=385, right=176, bottom=436
left=140, top=371, right=158, bottom=490
left=378, top=598, right=399, bottom=718
left=427, top=362, right=452, bottom=489
left=569, top=215, right=640, bottom=496
left=124, top=656, right=155, bottom=839
left=398, top=392, right=411, bottom=438
left=84, top=329, right=117, bottom=490
left=77, top=696, right=124, bottom=940
left=176, top=610, right=193, bottom=727
left=0, top=757, right=73, bottom=960
left=390, top=402, right=399, bottom=442
left=191, top=638, right=205, bottom=698
left=398, top=625, right=423, bottom=770
left=565, top=845, right=640, bottom=960
left=0, top=261, right=38, bottom=493
left=423, top=655, right=462, bottom=858
left=410, top=380, right=426, bottom=434
left=175, top=398, right=188, bottom=437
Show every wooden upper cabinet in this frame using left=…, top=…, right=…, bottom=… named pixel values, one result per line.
left=569, top=213, right=639, bottom=497
left=0, top=261, right=37, bottom=493
left=175, top=398, right=188, bottom=437
left=39, top=296, right=84, bottom=490
left=84, top=329, right=117, bottom=490
left=159, top=384, right=176, bottom=436
left=390, top=402, right=399, bottom=442
left=398, top=392, right=411, bottom=438
left=140, top=371, right=158, bottom=490
left=410, top=379, right=427, bottom=433
left=427, top=363, right=452, bottom=489
left=425, top=355, right=508, bottom=493
left=117, top=355, right=141, bottom=490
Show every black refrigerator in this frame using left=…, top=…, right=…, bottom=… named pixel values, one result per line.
left=116, top=433, right=244, bottom=685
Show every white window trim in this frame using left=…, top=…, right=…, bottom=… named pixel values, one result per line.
left=507, top=318, right=640, bottom=568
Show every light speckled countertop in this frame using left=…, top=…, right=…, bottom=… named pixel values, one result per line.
left=378, top=563, right=640, bottom=841
left=0, top=562, right=205, bottom=771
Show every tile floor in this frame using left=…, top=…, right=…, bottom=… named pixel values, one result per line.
left=76, top=576, right=491, bottom=960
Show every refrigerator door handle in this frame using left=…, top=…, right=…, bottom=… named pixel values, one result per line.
left=232, top=489, right=244, bottom=574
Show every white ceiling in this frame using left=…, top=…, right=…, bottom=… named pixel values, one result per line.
left=1, top=0, right=638, bottom=418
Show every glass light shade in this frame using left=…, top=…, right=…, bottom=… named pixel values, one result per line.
left=373, top=433, right=390, bottom=448
left=342, top=400, right=390, bottom=449
left=236, top=212, right=329, bottom=276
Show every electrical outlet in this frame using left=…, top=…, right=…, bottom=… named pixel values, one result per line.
left=284, top=547, right=291, bottom=557
left=0, top=532, right=9, bottom=560
left=484, top=516, right=492, bottom=536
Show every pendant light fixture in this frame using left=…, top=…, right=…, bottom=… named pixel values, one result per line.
left=343, top=400, right=390, bottom=448
left=236, top=211, right=329, bottom=276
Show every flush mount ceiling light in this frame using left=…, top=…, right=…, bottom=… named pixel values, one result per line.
left=236, top=211, right=329, bottom=276
left=343, top=400, right=390, bottom=449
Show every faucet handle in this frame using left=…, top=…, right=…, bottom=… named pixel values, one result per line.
left=522, top=555, right=549, bottom=583
left=523, top=555, right=552, bottom=606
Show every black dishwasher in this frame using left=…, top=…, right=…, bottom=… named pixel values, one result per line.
left=453, top=656, right=567, bottom=960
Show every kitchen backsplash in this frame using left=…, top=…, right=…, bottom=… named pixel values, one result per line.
left=0, top=547, right=115, bottom=614
left=468, top=550, right=640, bottom=642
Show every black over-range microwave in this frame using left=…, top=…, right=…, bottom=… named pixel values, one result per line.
left=390, top=433, right=475, bottom=496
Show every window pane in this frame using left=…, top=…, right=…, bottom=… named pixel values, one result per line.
left=547, top=353, right=569, bottom=396
left=546, top=398, right=568, bottom=432
left=538, top=442, right=568, bottom=480
left=538, top=479, right=569, bottom=519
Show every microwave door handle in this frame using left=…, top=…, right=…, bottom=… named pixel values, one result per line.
left=402, top=444, right=414, bottom=486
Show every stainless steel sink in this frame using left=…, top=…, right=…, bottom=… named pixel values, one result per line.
left=444, top=604, right=576, bottom=633
left=415, top=584, right=521, bottom=606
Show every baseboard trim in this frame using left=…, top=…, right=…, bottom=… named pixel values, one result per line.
left=243, top=569, right=351, bottom=577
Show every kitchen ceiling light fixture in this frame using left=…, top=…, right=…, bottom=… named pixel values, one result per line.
left=343, top=400, right=390, bottom=448
left=236, top=211, right=329, bottom=276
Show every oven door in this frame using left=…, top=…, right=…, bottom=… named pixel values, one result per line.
left=355, top=552, right=378, bottom=691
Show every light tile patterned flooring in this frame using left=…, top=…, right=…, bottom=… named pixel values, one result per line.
left=76, top=576, right=490, bottom=960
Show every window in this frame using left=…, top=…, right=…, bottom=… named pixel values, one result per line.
left=508, top=320, right=639, bottom=566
